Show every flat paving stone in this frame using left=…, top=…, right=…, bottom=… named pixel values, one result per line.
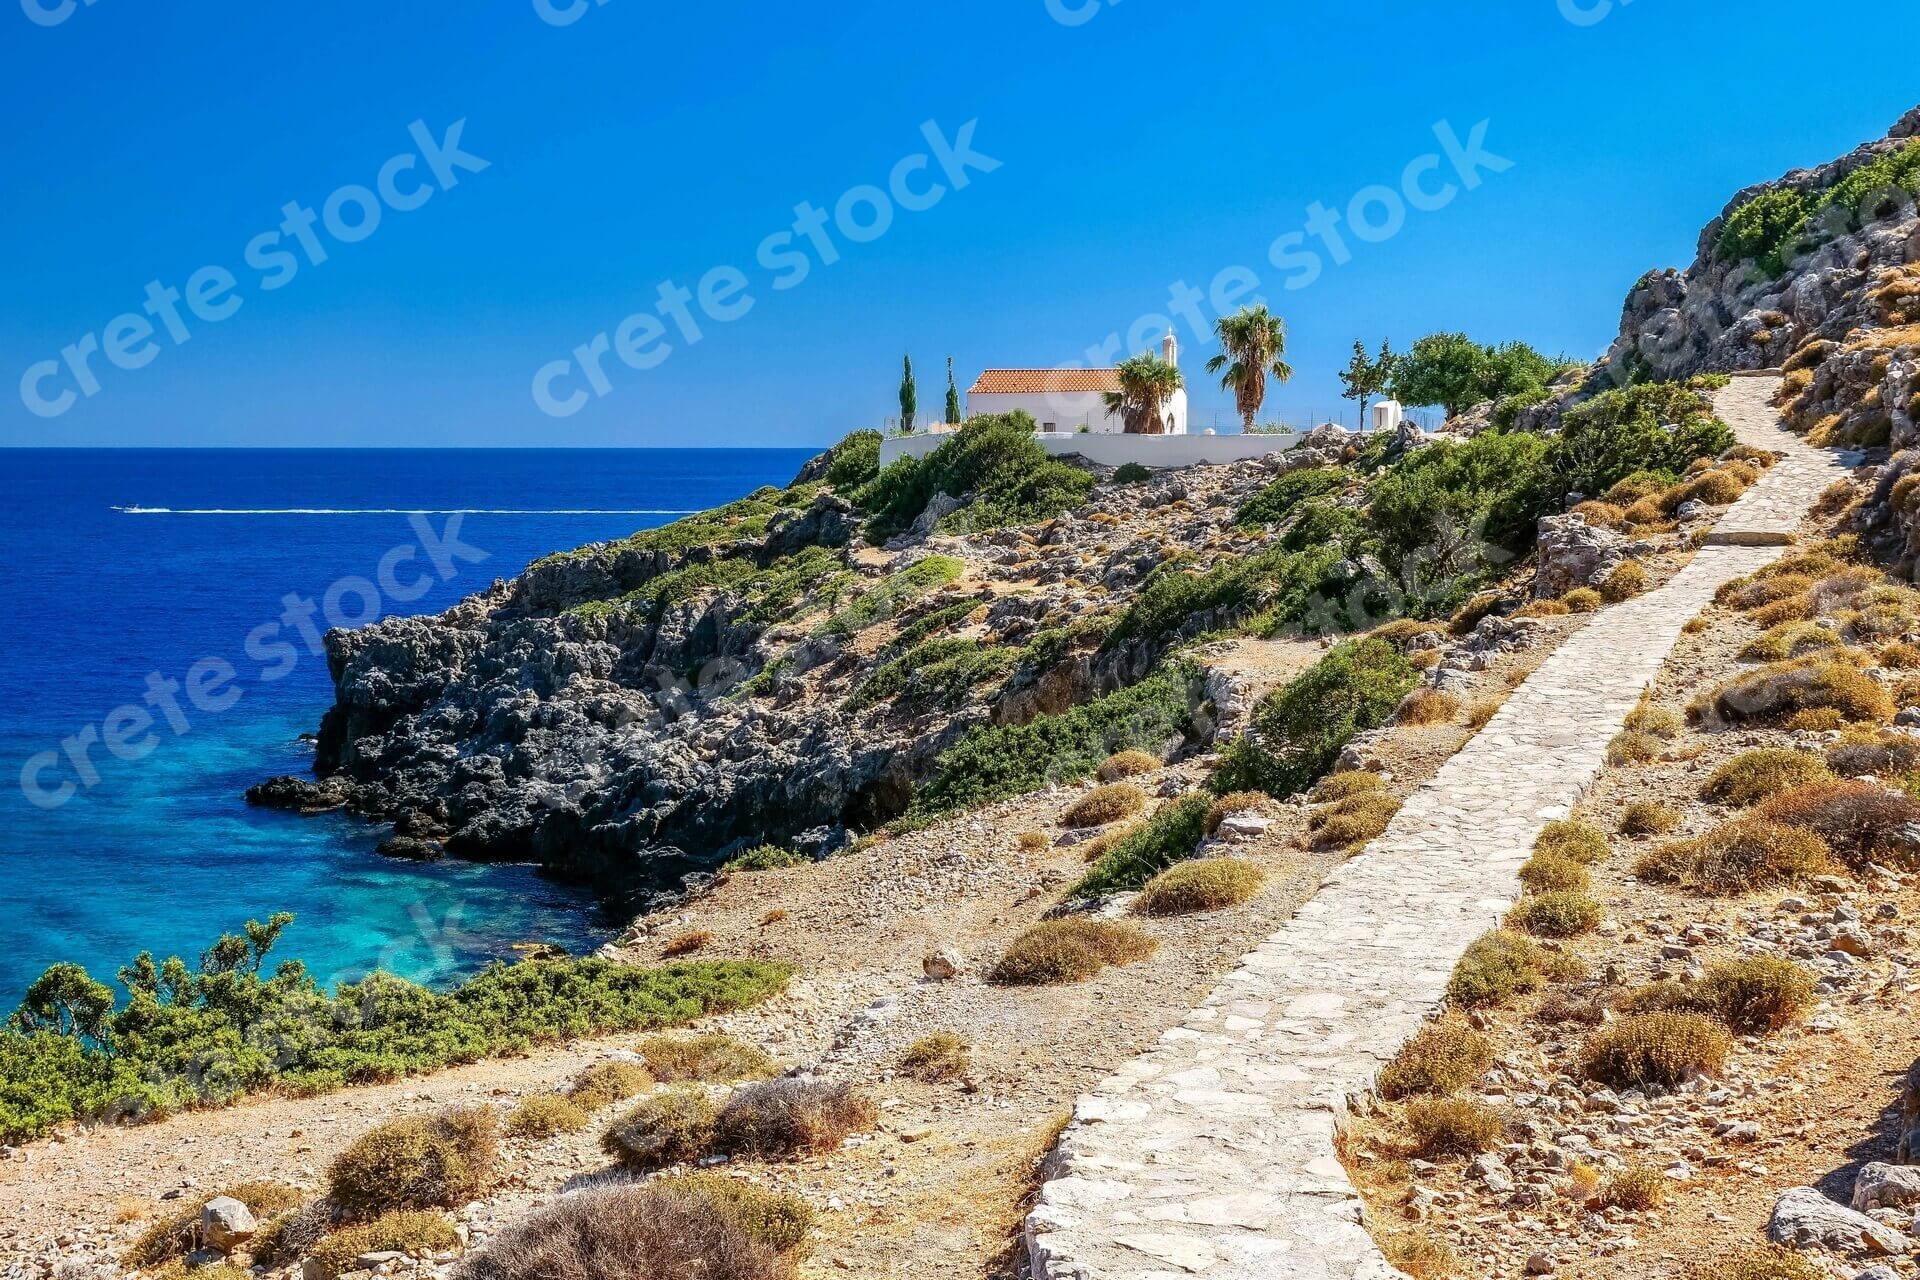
left=1026, top=378, right=1853, bottom=1280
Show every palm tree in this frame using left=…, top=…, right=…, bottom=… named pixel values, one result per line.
left=1206, top=306, right=1294, bottom=432
left=1104, top=352, right=1184, bottom=434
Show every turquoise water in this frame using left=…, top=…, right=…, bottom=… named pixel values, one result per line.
left=1, top=448, right=812, bottom=1003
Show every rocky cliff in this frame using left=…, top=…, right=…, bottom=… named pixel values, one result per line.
left=250, top=438, right=1339, bottom=902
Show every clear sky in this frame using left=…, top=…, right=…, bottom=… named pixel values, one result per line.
left=4, top=0, right=1916, bottom=448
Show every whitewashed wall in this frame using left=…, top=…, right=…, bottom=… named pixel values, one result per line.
left=878, top=429, right=1301, bottom=470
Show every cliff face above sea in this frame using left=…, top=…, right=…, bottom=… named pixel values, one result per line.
left=249, top=430, right=1353, bottom=899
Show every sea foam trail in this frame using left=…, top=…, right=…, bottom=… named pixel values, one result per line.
left=112, top=507, right=700, bottom=515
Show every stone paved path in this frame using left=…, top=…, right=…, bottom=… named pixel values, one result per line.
left=1025, top=378, right=1856, bottom=1280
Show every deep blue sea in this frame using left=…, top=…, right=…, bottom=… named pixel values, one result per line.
left=0, top=449, right=812, bottom=1007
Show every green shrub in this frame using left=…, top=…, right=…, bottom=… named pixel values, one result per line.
left=1378, top=1021, right=1494, bottom=1099
left=309, top=1212, right=459, bottom=1280
left=723, top=844, right=809, bottom=873
left=1367, top=431, right=1553, bottom=593
left=1622, top=956, right=1814, bottom=1035
left=326, top=1107, right=498, bottom=1222
left=1580, top=1013, right=1731, bottom=1088
left=504, top=1093, right=588, bottom=1138
left=1101, top=544, right=1342, bottom=653
left=905, top=664, right=1203, bottom=824
left=822, top=429, right=882, bottom=491
left=1553, top=380, right=1735, bottom=499
left=1510, top=891, right=1602, bottom=938
left=1718, top=186, right=1818, bottom=277
left=0, top=910, right=789, bottom=1146
left=1133, top=859, right=1265, bottom=916
left=1447, top=931, right=1562, bottom=1008
left=566, top=1060, right=655, bottom=1110
left=1073, top=794, right=1211, bottom=896
left=1235, top=466, right=1347, bottom=526
left=1703, top=749, right=1833, bottom=806
left=989, top=919, right=1158, bottom=985
left=853, top=413, right=1095, bottom=538
left=1211, top=640, right=1418, bottom=799
left=639, top=1033, right=778, bottom=1083
left=601, top=1086, right=720, bottom=1170
left=1112, top=462, right=1152, bottom=485
left=1517, top=852, right=1590, bottom=893
left=819, top=556, right=963, bottom=635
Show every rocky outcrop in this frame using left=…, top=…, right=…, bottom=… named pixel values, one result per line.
left=1533, top=513, right=1628, bottom=598
left=1769, top=1187, right=1911, bottom=1256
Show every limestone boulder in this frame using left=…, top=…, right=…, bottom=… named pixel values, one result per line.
left=201, top=1196, right=257, bottom=1252
left=1769, top=1186, right=1911, bottom=1255
left=1534, top=514, right=1628, bottom=599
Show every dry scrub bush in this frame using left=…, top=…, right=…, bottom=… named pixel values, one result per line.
left=1703, top=749, right=1833, bottom=806
left=1510, top=891, right=1602, bottom=938
left=1696, top=1245, right=1827, bottom=1280
left=505, top=1094, right=588, bottom=1139
left=1600, top=560, right=1649, bottom=603
left=1518, top=853, right=1590, bottom=894
left=1608, top=731, right=1662, bottom=765
left=1695, top=654, right=1893, bottom=726
left=1447, top=931, right=1580, bottom=1008
left=566, top=1061, right=655, bottom=1110
left=641, top=1034, right=778, bottom=1083
left=989, top=918, right=1158, bottom=985
left=1062, top=783, right=1146, bottom=828
left=1310, top=771, right=1383, bottom=803
left=1204, top=791, right=1267, bottom=834
left=125, top=1182, right=306, bottom=1267
left=250, top=1199, right=337, bottom=1268
left=309, top=1212, right=459, bottom=1280
left=450, top=1182, right=789, bottom=1280
left=1571, top=500, right=1627, bottom=529
left=1605, top=473, right=1669, bottom=506
left=1620, top=801, right=1682, bottom=837
left=1596, top=1165, right=1669, bottom=1212
left=1741, top=621, right=1845, bottom=662
left=900, top=1033, right=971, bottom=1082
left=1395, top=687, right=1463, bottom=725
left=659, top=1174, right=813, bottom=1258
left=1880, top=641, right=1920, bottom=669
left=1513, top=599, right=1570, bottom=619
left=1534, top=988, right=1609, bottom=1028
left=715, top=1079, right=878, bottom=1157
left=1380, top=1231, right=1458, bottom=1280
left=1378, top=1021, right=1494, bottom=1099
left=1536, top=820, right=1609, bottom=864
left=1373, top=619, right=1446, bottom=648
left=1633, top=818, right=1831, bottom=894
left=1076, top=823, right=1139, bottom=863
left=1134, top=858, right=1265, bottom=916
left=1563, top=587, right=1603, bottom=613
left=1017, top=831, right=1049, bottom=852
left=1465, top=696, right=1504, bottom=730
left=601, top=1087, right=718, bottom=1170
left=1097, top=749, right=1159, bottom=782
left=1403, top=1097, right=1504, bottom=1158
left=662, top=931, right=713, bottom=957
left=1309, top=792, right=1402, bottom=849
left=1757, top=780, right=1920, bottom=869
left=1828, top=730, right=1920, bottom=778
left=1580, top=1013, right=1731, bottom=1088
left=326, top=1108, right=497, bottom=1223
left=1623, top=956, right=1814, bottom=1035
left=1625, top=701, right=1684, bottom=739
left=1449, top=592, right=1505, bottom=635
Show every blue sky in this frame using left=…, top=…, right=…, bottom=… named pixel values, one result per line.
left=3, top=0, right=1916, bottom=448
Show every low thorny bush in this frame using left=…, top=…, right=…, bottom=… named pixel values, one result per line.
left=1580, top=1012, right=1732, bottom=1088
left=450, top=1181, right=793, bottom=1280
left=1132, top=858, right=1265, bottom=916
left=326, top=1107, right=498, bottom=1222
left=1377, top=1020, right=1494, bottom=1100
left=989, top=918, right=1159, bottom=985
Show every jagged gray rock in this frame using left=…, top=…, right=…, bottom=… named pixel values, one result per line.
left=1769, top=1186, right=1911, bottom=1256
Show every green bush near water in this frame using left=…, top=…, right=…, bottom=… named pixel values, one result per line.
left=0, top=914, right=789, bottom=1145
left=853, top=413, right=1095, bottom=539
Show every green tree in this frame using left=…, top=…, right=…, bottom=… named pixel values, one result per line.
left=1204, top=306, right=1294, bottom=433
left=1393, top=333, right=1575, bottom=421
left=10, top=964, right=115, bottom=1040
left=899, top=355, right=918, bottom=434
left=1105, top=351, right=1185, bottom=435
left=945, top=356, right=961, bottom=426
left=1338, top=338, right=1394, bottom=428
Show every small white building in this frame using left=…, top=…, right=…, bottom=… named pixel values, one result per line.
left=968, top=333, right=1190, bottom=435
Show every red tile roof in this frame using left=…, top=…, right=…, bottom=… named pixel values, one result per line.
left=969, top=368, right=1122, bottom=395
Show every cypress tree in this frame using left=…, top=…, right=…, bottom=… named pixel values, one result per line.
left=900, top=355, right=918, bottom=433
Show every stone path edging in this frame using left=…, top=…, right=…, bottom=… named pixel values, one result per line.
left=1024, top=378, right=1853, bottom=1279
